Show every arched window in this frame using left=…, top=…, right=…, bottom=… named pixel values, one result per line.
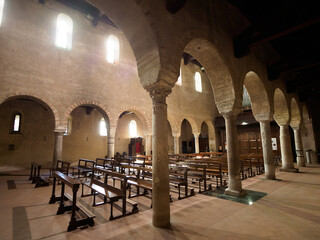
left=65, top=116, right=72, bottom=135
left=55, top=13, right=73, bottom=50
left=176, top=68, right=182, bottom=86
left=195, top=72, right=202, bottom=92
left=129, top=120, right=137, bottom=138
left=12, top=113, right=21, bottom=133
left=106, top=35, right=119, bottom=64
left=0, top=0, right=4, bottom=27
left=100, top=118, right=108, bottom=136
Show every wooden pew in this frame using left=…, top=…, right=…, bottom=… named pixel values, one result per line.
left=169, top=166, right=195, bottom=199
left=95, top=158, right=115, bottom=171
left=49, top=171, right=95, bottom=231
left=81, top=167, right=138, bottom=220
left=55, top=160, right=70, bottom=175
left=71, top=159, right=95, bottom=179
left=29, top=162, right=50, bottom=188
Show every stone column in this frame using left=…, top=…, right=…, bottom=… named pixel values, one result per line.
left=53, top=129, right=65, bottom=168
left=145, top=134, right=152, bottom=155
left=293, top=128, right=305, bottom=167
left=279, top=124, right=298, bottom=172
left=259, top=120, right=276, bottom=179
left=194, top=133, right=200, bottom=153
left=149, top=87, right=171, bottom=228
left=223, top=113, right=244, bottom=197
left=173, top=134, right=180, bottom=154
left=108, top=125, right=116, bottom=158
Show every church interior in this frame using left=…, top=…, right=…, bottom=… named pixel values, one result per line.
left=1, top=0, right=320, bottom=239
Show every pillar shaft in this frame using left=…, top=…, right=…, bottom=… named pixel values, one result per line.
left=280, top=125, right=294, bottom=169
left=259, top=120, right=276, bottom=179
left=194, top=133, right=200, bottom=153
left=173, top=136, right=180, bottom=154
left=294, top=128, right=305, bottom=167
left=150, top=89, right=170, bottom=228
left=223, top=113, right=243, bottom=196
left=53, top=130, right=64, bottom=168
left=107, top=137, right=115, bottom=158
left=145, top=134, right=152, bottom=155
left=108, top=127, right=116, bottom=158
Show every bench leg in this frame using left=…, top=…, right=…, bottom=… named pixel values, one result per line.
left=57, top=183, right=65, bottom=215
left=49, top=177, right=57, bottom=204
left=109, top=202, right=114, bottom=220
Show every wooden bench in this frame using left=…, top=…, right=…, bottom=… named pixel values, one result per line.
left=81, top=167, right=138, bottom=220
left=55, top=160, right=70, bottom=175
left=95, top=158, right=115, bottom=171
left=71, top=159, right=95, bottom=179
left=169, top=166, right=194, bottom=199
left=29, top=162, right=50, bottom=188
left=49, top=171, right=95, bottom=231
left=121, top=165, right=173, bottom=206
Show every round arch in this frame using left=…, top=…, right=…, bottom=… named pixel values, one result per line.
left=0, top=93, right=58, bottom=128
left=243, top=71, right=271, bottom=119
left=290, top=98, right=301, bottom=128
left=180, top=117, right=200, bottom=135
left=115, top=106, right=151, bottom=135
left=64, top=100, right=111, bottom=133
left=273, top=88, right=290, bottom=126
left=180, top=33, right=239, bottom=114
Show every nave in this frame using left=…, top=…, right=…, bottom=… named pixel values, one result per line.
left=0, top=164, right=319, bottom=240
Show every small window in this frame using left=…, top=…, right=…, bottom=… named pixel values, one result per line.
left=0, top=0, right=4, bottom=27
left=129, top=120, right=137, bottom=138
left=100, top=118, right=107, bottom=136
left=106, top=35, right=119, bottom=64
left=195, top=72, right=202, bottom=92
left=12, top=113, right=21, bottom=133
left=176, top=68, right=182, bottom=86
left=55, top=13, right=73, bottom=50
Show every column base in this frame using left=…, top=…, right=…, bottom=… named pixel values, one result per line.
left=224, top=188, right=246, bottom=197
left=279, top=167, right=299, bottom=173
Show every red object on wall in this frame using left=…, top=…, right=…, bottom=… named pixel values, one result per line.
left=136, top=142, right=141, bottom=154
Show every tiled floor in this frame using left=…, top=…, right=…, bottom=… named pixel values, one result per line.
left=1, top=165, right=320, bottom=240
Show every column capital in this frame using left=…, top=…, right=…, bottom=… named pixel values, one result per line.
left=222, top=111, right=238, bottom=120
left=54, top=129, right=65, bottom=135
left=193, top=132, right=200, bottom=138
left=254, top=113, right=272, bottom=122
left=172, top=133, right=180, bottom=138
left=148, top=86, right=171, bottom=104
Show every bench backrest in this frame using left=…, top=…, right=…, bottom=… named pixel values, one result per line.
left=56, top=160, right=70, bottom=175
left=78, top=159, right=95, bottom=169
left=91, top=167, right=127, bottom=195
left=95, top=158, right=114, bottom=170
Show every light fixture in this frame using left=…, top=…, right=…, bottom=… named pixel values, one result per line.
left=249, top=201, right=253, bottom=205
left=241, top=122, right=248, bottom=125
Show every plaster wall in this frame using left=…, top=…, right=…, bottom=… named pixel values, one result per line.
left=62, top=107, right=107, bottom=164
left=114, top=113, right=145, bottom=155
left=0, top=99, right=55, bottom=167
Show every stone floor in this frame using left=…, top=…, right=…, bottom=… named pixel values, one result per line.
left=1, top=164, right=320, bottom=240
